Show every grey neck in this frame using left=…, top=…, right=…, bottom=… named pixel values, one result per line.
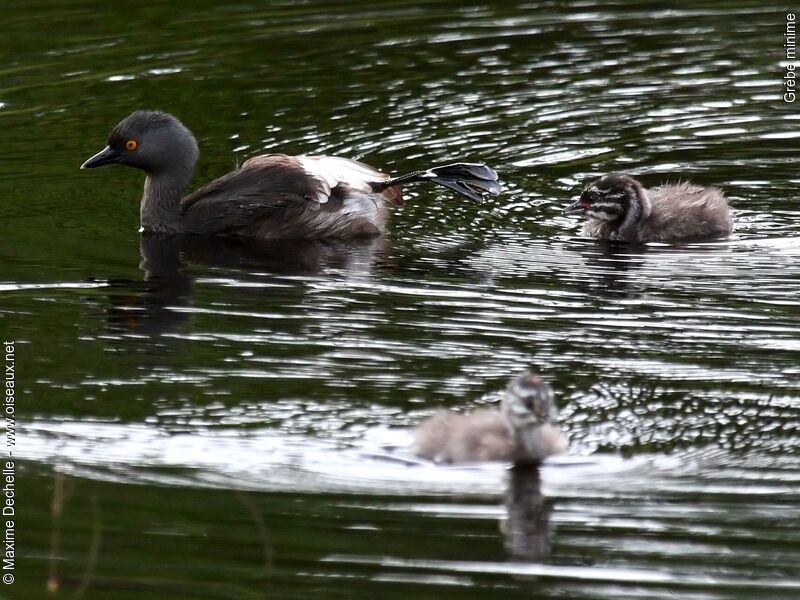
left=140, top=166, right=193, bottom=233
left=502, top=394, right=557, bottom=460
left=502, top=398, right=535, bottom=447
left=618, top=183, right=652, bottom=239
left=510, top=418, right=540, bottom=456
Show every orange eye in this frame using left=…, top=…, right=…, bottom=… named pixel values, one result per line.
left=125, top=140, right=138, bottom=151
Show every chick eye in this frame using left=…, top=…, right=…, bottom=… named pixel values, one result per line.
left=125, top=140, right=138, bottom=151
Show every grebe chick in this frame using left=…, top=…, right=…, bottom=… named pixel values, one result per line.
left=81, top=110, right=501, bottom=239
left=414, top=373, right=568, bottom=465
left=564, top=173, right=733, bottom=243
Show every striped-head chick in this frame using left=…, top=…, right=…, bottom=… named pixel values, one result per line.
left=501, top=372, right=558, bottom=428
left=501, top=372, right=567, bottom=461
left=564, top=173, right=649, bottom=224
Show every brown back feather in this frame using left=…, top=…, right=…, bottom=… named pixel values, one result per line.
left=179, top=154, right=324, bottom=235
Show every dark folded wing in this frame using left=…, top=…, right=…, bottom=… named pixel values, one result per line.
left=179, top=154, right=390, bottom=234
left=179, top=154, right=320, bottom=234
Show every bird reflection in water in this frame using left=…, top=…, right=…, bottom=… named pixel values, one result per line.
left=502, top=464, right=554, bottom=562
left=103, top=233, right=387, bottom=334
left=563, top=238, right=649, bottom=298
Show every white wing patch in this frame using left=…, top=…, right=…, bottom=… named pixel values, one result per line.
left=298, top=156, right=389, bottom=204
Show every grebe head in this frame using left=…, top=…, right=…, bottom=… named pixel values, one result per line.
left=81, top=110, right=199, bottom=176
left=501, top=372, right=557, bottom=427
left=564, top=173, right=647, bottom=223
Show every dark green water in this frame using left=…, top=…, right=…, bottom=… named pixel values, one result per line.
left=2, top=1, right=800, bottom=598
